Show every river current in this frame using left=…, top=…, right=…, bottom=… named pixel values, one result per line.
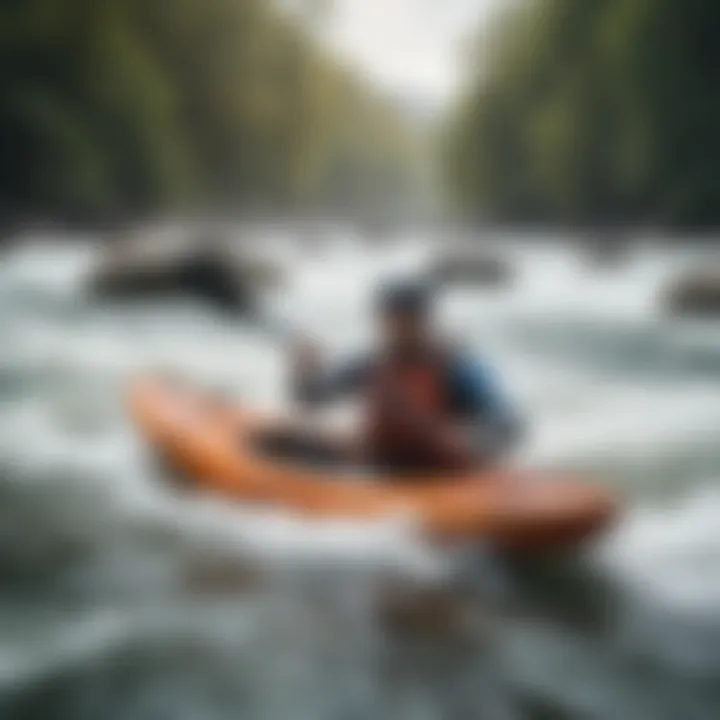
left=2, top=231, right=720, bottom=719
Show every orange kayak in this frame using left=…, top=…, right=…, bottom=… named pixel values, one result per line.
left=127, top=377, right=618, bottom=551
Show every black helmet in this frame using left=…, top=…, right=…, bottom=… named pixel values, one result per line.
left=375, top=278, right=434, bottom=316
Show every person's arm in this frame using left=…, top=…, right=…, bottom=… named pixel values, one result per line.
left=290, top=340, right=368, bottom=406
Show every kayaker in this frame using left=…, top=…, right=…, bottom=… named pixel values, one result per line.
left=290, top=279, right=522, bottom=473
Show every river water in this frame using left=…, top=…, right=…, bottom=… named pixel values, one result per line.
left=2, top=231, right=720, bottom=719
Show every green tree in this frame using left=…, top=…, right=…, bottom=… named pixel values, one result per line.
left=445, top=0, right=720, bottom=229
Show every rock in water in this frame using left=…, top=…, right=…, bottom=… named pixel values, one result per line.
left=88, top=226, right=283, bottom=315
left=429, top=250, right=512, bottom=289
left=663, top=270, right=720, bottom=317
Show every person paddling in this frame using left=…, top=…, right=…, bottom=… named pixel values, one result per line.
left=290, top=279, right=522, bottom=474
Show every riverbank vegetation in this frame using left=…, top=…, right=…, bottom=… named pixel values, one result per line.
left=0, top=0, right=429, bottom=228
left=444, top=0, right=720, bottom=230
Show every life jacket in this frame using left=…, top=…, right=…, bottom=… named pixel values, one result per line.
left=363, top=348, right=451, bottom=469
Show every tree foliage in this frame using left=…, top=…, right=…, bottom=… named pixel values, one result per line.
left=0, top=0, right=425, bottom=225
left=445, top=0, right=720, bottom=228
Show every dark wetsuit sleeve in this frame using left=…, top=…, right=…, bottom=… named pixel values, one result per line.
left=448, top=353, right=524, bottom=456
left=294, top=355, right=370, bottom=406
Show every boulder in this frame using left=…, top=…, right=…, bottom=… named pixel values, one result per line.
left=663, top=270, right=720, bottom=317
left=429, top=250, right=512, bottom=288
left=183, top=556, right=264, bottom=597
left=585, top=243, right=627, bottom=269
left=582, top=229, right=630, bottom=269
left=378, top=587, right=480, bottom=641
left=88, top=227, right=283, bottom=315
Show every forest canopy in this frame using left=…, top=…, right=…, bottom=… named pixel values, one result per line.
left=444, top=0, right=720, bottom=229
left=0, top=0, right=428, bottom=226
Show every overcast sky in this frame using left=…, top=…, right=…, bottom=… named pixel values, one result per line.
left=323, top=0, right=499, bottom=103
